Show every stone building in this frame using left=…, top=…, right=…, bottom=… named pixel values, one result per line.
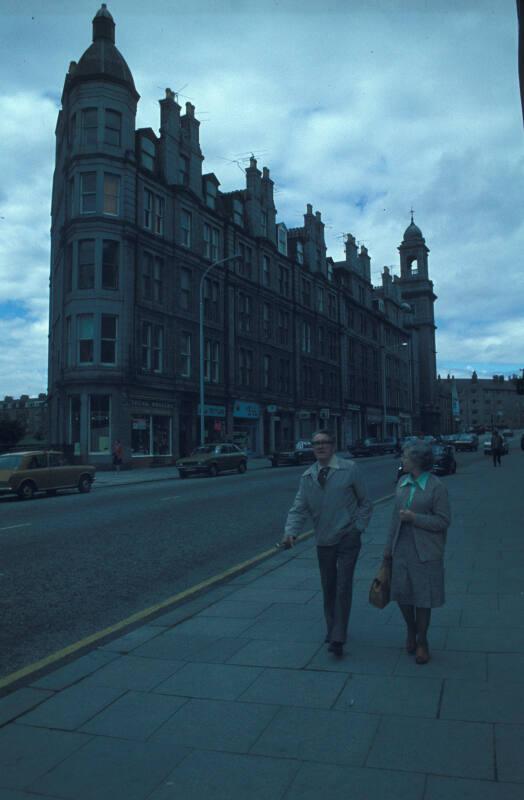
left=0, top=395, right=48, bottom=445
left=448, top=373, right=524, bottom=431
left=47, top=6, right=440, bottom=466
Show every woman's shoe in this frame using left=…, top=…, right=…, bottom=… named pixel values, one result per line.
left=415, top=643, right=430, bottom=665
left=406, top=635, right=417, bottom=655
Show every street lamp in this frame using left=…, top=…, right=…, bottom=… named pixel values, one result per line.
left=199, top=254, right=240, bottom=446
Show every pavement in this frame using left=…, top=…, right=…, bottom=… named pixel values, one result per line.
left=1, top=449, right=524, bottom=799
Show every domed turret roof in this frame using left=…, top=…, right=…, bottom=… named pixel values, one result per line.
left=403, top=213, right=424, bottom=242
left=68, top=5, right=138, bottom=99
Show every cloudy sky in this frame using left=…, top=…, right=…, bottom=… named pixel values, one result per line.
left=0, top=0, right=522, bottom=397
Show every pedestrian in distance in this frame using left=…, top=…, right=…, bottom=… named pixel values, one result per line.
left=282, top=430, right=373, bottom=657
left=112, top=439, right=123, bottom=471
left=491, top=429, right=503, bottom=467
left=384, top=441, right=451, bottom=665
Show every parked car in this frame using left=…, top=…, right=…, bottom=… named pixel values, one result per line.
left=397, top=443, right=456, bottom=481
left=176, top=443, right=247, bottom=478
left=271, top=440, right=315, bottom=467
left=0, top=451, right=96, bottom=500
left=453, top=433, right=479, bottom=452
left=483, top=436, right=509, bottom=456
left=502, top=429, right=514, bottom=438
left=521, top=433, right=524, bottom=451
left=348, top=437, right=398, bottom=457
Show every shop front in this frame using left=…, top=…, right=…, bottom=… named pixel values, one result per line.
left=197, top=403, right=227, bottom=445
left=296, top=410, right=316, bottom=441
left=366, top=409, right=383, bottom=438
left=232, top=400, right=261, bottom=455
left=128, top=396, right=175, bottom=465
left=343, top=404, right=361, bottom=449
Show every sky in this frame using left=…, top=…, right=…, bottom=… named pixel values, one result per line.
left=0, top=0, right=523, bottom=397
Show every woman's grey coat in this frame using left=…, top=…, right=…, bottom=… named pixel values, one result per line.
left=385, top=473, right=451, bottom=562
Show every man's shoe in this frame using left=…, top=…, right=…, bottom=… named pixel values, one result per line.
left=328, top=641, right=343, bottom=657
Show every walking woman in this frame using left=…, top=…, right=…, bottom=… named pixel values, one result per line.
left=384, top=441, right=451, bottom=665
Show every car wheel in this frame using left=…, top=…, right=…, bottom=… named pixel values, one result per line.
left=78, top=476, right=92, bottom=493
left=238, top=461, right=247, bottom=474
left=18, top=481, right=36, bottom=500
left=208, top=464, right=218, bottom=478
left=178, top=470, right=188, bottom=479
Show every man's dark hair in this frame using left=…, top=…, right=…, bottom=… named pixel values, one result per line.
left=311, top=430, right=335, bottom=443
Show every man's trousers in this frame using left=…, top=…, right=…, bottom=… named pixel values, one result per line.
left=317, top=533, right=361, bottom=644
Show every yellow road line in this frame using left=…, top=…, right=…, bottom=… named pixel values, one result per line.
left=1, top=493, right=395, bottom=690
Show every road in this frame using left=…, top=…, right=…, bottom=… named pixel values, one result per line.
left=0, top=449, right=488, bottom=678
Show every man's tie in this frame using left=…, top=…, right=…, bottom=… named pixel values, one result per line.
left=318, top=467, right=329, bottom=488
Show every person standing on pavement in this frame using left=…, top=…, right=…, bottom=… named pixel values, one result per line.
left=112, top=439, right=123, bottom=471
left=282, top=430, right=372, bottom=657
left=384, top=441, right=451, bottom=665
left=491, top=429, right=503, bottom=467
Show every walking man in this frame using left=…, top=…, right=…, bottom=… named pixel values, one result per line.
left=282, top=430, right=372, bottom=656
left=491, top=429, right=503, bottom=467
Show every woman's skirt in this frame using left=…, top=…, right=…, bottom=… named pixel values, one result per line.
left=390, top=523, right=445, bottom=608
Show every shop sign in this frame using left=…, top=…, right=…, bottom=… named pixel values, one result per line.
left=298, top=411, right=310, bottom=420
left=267, top=404, right=278, bottom=413
left=197, top=404, right=226, bottom=418
left=132, top=418, right=148, bottom=430
left=319, top=408, right=330, bottom=420
left=233, top=401, right=260, bottom=419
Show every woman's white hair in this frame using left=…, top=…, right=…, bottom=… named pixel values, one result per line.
left=403, top=441, right=434, bottom=472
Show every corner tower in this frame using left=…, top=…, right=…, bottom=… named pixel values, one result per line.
left=397, top=215, right=440, bottom=434
left=48, top=5, right=139, bottom=459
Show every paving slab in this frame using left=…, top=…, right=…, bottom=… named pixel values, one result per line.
left=393, top=649, right=488, bottom=680
left=228, top=638, right=324, bottom=669
left=151, top=697, right=279, bottom=753
left=199, top=599, right=273, bottom=618
left=495, top=723, right=524, bottom=783
left=182, top=636, right=251, bottom=664
left=283, top=762, right=426, bottom=800
left=0, top=688, right=54, bottom=727
left=162, top=614, right=254, bottom=638
left=334, top=673, right=442, bottom=718
left=445, top=627, right=524, bottom=653
left=27, top=736, right=190, bottom=800
left=14, top=684, right=125, bottom=731
left=307, top=642, right=402, bottom=675
left=239, top=666, right=347, bottom=709
left=29, top=650, right=119, bottom=691
left=78, top=654, right=184, bottom=691
left=250, top=705, right=379, bottom=766
left=254, top=602, right=324, bottom=622
left=425, top=775, right=524, bottom=799
left=240, top=617, right=326, bottom=643
left=153, top=661, right=263, bottom=701
left=98, top=625, right=165, bottom=653
left=130, top=631, right=217, bottom=661
left=440, top=678, right=524, bottom=724
left=225, top=587, right=318, bottom=605
left=367, top=715, right=494, bottom=780
left=460, top=609, right=524, bottom=628
left=147, top=750, right=300, bottom=800
left=0, top=790, right=62, bottom=800
left=0, top=724, right=90, bottom=791
left=488, top=653, right=524, bottom=683
left=79, top=691, right=186, bottom=741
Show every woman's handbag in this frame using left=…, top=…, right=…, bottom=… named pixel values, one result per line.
left=369, top=559, right=391, bottom=609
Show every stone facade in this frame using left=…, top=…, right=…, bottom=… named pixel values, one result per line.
left=447, top=374, right=524, bottom=431
left=47, top=5, right=441, bottom=466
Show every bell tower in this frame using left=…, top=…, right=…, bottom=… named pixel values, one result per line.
left=397, top=214, right=439, bottom=434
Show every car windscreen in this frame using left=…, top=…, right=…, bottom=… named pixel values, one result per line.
left=432, top=446, right=446, bottom=455
left=191, top=446, right=215, bottom=455
left=0, top=454, right=24, bottom=469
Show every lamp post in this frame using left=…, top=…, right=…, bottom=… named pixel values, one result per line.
left=199, top=254, right=240, bottom=446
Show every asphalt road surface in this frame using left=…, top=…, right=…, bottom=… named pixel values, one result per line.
left=0, top=449, right=487, bottom=678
